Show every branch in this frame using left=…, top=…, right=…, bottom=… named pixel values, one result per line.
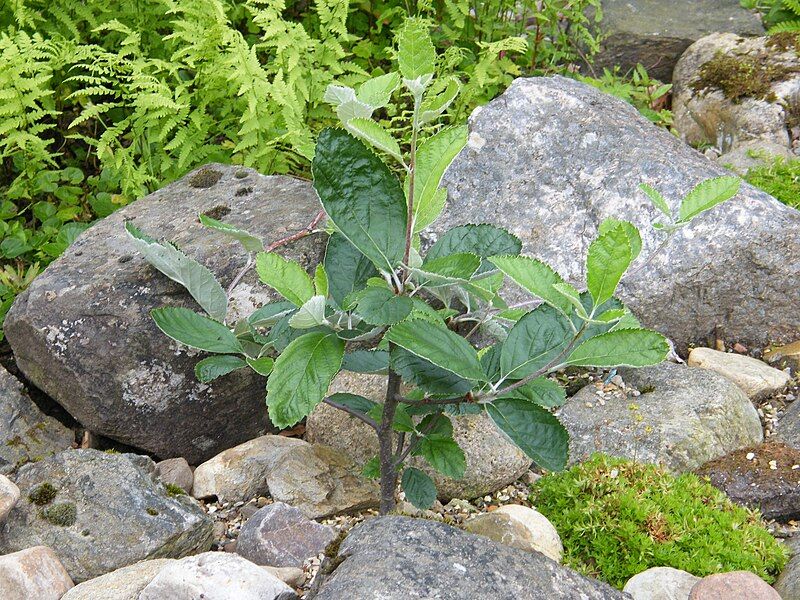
left=266, top=209, right=326, bottom=252
left=323, top=397, right=378, bottom=431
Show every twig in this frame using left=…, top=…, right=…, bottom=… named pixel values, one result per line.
left=323, top=397, right=379, bottom=431
left=266, top=209, right=326, bottom=252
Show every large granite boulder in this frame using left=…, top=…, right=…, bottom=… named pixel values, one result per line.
left=0, top=449, right=213, bottom=582
left=311, top=516, right=627, bottom=599
left=436, top=76, right=800, bottom=352
left=0, top=366, right=73, bottom=473
left=558, top=362, right=763, bottom=473
left=591, top=0, right=763, bottom=82
left=5, top=165, right=324, bottom=463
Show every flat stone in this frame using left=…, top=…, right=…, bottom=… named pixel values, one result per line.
left=236, top=502, right=335, bottom=568
left=463, top=504, right=563, bottom=561
left=688, top=347, right=790, bottom=400
left=0, top=449, right=213, bottom=582
left=775, top=536, right=800, bottom=600
left=306, top=372, right=530, bottom=500
left=777, top=401, right=800, bottom=451
left=0, top=545, right=74, bottom=600
left=695, top=442, right=800, bottom=521
left=624, top=566, right=700, bottom=600
left=62, top=559, right=174, bottom=600
left=0, top=366, right=73, bottom=474
left=764, top=340, right=800, bottom=373
left=312, top=516, right=627, bottom=599
left=0, top=474, right=20, bottom=522
left=138, top=552, right=297, bottom=600
left=4, top=165, right=325, bottom=463
left=689, top=571, right=780, bottom=599
left=155, top=457, right=193, bottom=493
left=437, top=76, right=800, bottom=353
left=591, top=1, right=763, bottom=82
left=558, top=362, right=763, bottom=473
left=262, top=566, right=305, bottom=588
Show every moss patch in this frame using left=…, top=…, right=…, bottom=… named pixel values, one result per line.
left=692, top=51, right=797, bottom=103
left=531, top=454, right=789, bottom=589
left=28, top=482, right=58, bottom=506
left=746, top=156, right=800, bottom=209
left=766, top=31, right=800, bottom=54
left=165, top=483, right=185, bottom=497
left=146, top=507, right=159, bottom=516
left=189, top=168, right=222, bottom=188
left=41, top=502, right=77, bottom=527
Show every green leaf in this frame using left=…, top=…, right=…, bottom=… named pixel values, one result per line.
left=199, top=214, right=264, bottom=252
left=342, top=350, right=389, bottom=374
left=355, top=287, right=412, bottom=325
left=288, top=295, right=328, bottom=329
left=386, top=319, right=486, bottom=381
left=313, top=129, right=407, bottom=272
left=313, top=264, right=328, bottom=297
left=486, top=399, right=568, bottom=471
left=255, top=252, right=314, bottom=307
left=416, top=252, right=480, bottom=285
left=151, top=307, right=243, bottom=354
left=391, top=347, right=473, bottom=396
left=419, top=76, right=460, bottom=124
left=415, top=433, right=466, bottom=478
left=678, top=176, right=740, bottom=223
left=194, top=355, right=247, bottom=383
left=418, top=413, right=454, bottom=437
left=425, top=224, right=521, bottom=273
left=401, top=467, right=437, bottom=509
left=501, top=377, right=566, bottom=408
left=552, top=282, right=588, bottom=318
left=397, top=18, right=436, bottom=81
left=344, top=118, right=403, bottom=163
left=246, top=356, right=274, bottom=376
left=248, top=301, right=296, bottom=328
left=126, top=223, right=227, bottom=321
left=327, top=392, right=377, bottom=414
left=356, top=72, right=401, bottom=108
left=639, top=183, right=671, bottom=217
left=266, top=332, right=344, bottom=429
left=362, top=456, right=381, bottom=479
left=324, top=233, right=378, bottom=308
left=586, top=226, right=632, bottom=307
left=491, top=255, right=571, bottom=315
left=566, top=329, right=668, bottom=367
left=500, top=305, right=573, bottom=379
left=411, top=126, right=467, bottom=232
left=599, top=219, right=642, bottom=262
left=367, top=403, right=415, bottom=432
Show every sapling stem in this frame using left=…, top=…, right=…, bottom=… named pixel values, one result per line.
left=379, top=347, right=403, bottom=514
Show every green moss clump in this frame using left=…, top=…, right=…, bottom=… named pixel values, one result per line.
left=745, top=157, right=800, bottom=209
left=531, top=454, right=789, bottom=589
left=146, top=507, right=159, bottom=516
left=165, top=483, right=185, bottom=497
left=766, top=31, right=800, bottom=54
left=40, top=502, right=77, bottom=527
left=28, top=482, right=58, bottom=506
left=691, top=51, right=796, bottom=103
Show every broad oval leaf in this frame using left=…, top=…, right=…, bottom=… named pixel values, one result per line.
left=344, top=118, right=403, bottom=163
left=397, top=18, right=435, bottom=81
left=418, top=76, right=460, bottom=125
left=486, top=398, right=568, bottom=471
left=324, top=233, right=378, bottom=308
left=566, top=328, right=668, bottom=368
left=248, top=301, right=296, bottom=328
left=415, top=433, right=466, bottom=479
left=386, top=319, right=486, bottom=382
left=288, top=295, right=328, bottom=329
left=401, top=467, right=437, bottom=509
left=356, top=72, right=401, bottom=108
left=126, top=223, right=227, bottom=321
left=355, top=287, right=412, bottom=325
left=342, top=350, right=389, bottom=374
left=500, top=305, right=573, bottom=379
left=313, top=129, right=407, bottom=272
left=586, top=226, right=632, bottom=307
left=639, top=182, right=671, bottom=217
left=426, top=224, right=521, bottom=273
left=501, top=377, right=566, bottom=408
left=195, top=355, right=247, bottom=383
left=491, top=255, right=571, bottom=315
left=152, top=307, right=243, bottom=354
left=199, top=214, right=264, bottom=252
left=255, top=252, right=314, bottom=307
left=391, top=347, right=473, bottom=396
left=266, top=331, right=345, bottom=429
left=246, top=356, right=274, bottom=376
left=678, top=176, right=740, bottom=223
left=598, top=218, right=642, bottom=262
left=326, top=392, right=378, bottom=415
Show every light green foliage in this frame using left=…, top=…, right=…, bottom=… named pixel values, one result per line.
left=744, top=156, right=800, bottom=208
left=128, top=22, right=737, bottom=514
left=638, top=176, right=741, bottom=231
left=532, top=454, right=790, bottom=588
left=742, top=0, right=800, bottom=32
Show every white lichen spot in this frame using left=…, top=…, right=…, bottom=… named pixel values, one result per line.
left=227, top=282, right=272, bottom=323
left=122, top=361, right=187, bottom=412
left=452, top=563, right=467, bottom=573
left=467, top=132, right=486, bottom=152
left=580, top=132, right=598, bottom=148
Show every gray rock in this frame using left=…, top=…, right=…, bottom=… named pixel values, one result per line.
left=0, top=474, right=20, bottom=522
left=591, top=1, right=763, bottom=82
left=0, top=366, right=73, bottom=473
left=138, top=552, right=297, bottom=600
left=262, top=566, right=305, bottom=588
left=437, top=76, right=800, bottom=352
left=5, top=165, right=324, bottom=463
left=688, top=347, right=790, bottom=400
left=192, top=434, right=379, bottom=519
left=717, top=140, right=795, bottom=176
left=62, top=559, right=174, bottom=600
left=155, top=457, right=193, bottom=493
left=775, top=537, right=800, bottom=600
left=311, top=516, right=627, bottom=599
left=623, top=566, right=700, bottom=600
left=673, top=33, right=800, bottom=155
left=0, top=449, right=213, bottom=582
left=306, top=372, right=530, bottom=500
left=237, top=502, right=335, bottom=568
left=777, top=400, right=800, bottom=450
left=558, top=362, right=763, bottom=473
left=0, top=545, right=74, bottom=600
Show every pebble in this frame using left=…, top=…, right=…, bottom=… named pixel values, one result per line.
left=0, top=474, right=20, bottom=523
left=689, top=571, right=780, bottom=599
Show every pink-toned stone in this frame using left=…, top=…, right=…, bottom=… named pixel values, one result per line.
left=0, top=546, right=74, bottom=600
left=689, top=571, right=780, bottom=600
